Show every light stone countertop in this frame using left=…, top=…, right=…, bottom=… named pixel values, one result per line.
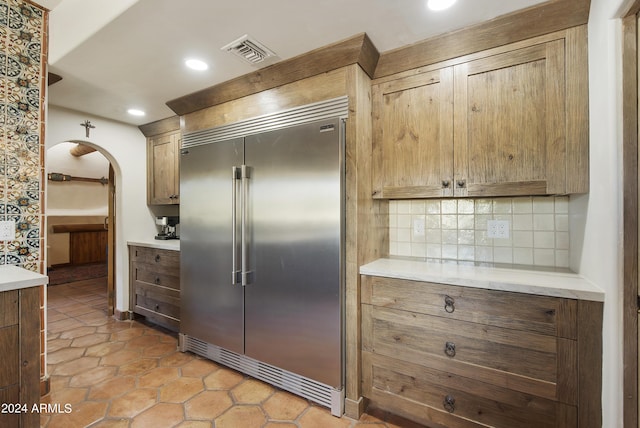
left=360, top=258, right=604, bottom=302
left=0, top=265, right=48, bottom=292
left=128, top=240, right=180, bottom=251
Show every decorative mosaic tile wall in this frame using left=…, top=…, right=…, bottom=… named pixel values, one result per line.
left=389, top=196, right=570, bottom=268
left=0, top=0, right=47, bottom=386
left=0, top=0, right=46, bottom=273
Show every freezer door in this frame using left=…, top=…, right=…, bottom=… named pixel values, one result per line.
left=244, top=118, right=343, bottom=388
left=180, top=138, right=245, bottom=354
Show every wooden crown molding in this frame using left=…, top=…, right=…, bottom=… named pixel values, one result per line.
left=374, top=0, right=591, bottom=78
left=138, top=115, right=181, bottom=137
left=166, top=33, right=379, bottom=116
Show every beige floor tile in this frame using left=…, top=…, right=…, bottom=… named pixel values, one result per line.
left=180, top=358, right=220, bottom=378
left=108, top=388, right=158, bottom=418
left=130, top=402, right=185, bottom=428
left=263, top=390, right=309, bottom=420
left=85, top=340, right=126, bottom=357
left=142, top=341, right=177, bottom=357
left=159, top=350, right=195, bottom=367
left=231, top=378, right=275, bottom=404
left=47, top=347, right=85, bottom=365
left=117, top=357, right=158, bottom=376
left=203, top=367, right=244, bottom=390
left=51, top=356, right=100, bottom=376
left=176, top=421, right=213, bottom=428
left=99, top=349, right=142, bottom=367
left=69, top=332, right=109, bottom=348
left=184, top=390, right=232, bottom=420
left=41, top=387, right=88, bottom=405
left=45, top=401, right=108, bottom=428
left=137, top=366, right=181, bottom=388
left=87, top=376, right=136, bottom=401
left=215, top=405, right=266, bottom=428
left=68, top=366, right=117, bottom=387
left=159, top=377, right=205, bottom=403
left=298, top=406, right=352, bottom=428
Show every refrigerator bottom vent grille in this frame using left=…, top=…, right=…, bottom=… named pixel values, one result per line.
left=182, top=335, right=343, bottom=415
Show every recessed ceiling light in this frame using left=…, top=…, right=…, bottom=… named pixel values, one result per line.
left=127, top=108, right=145, bottom=116
left=185, top=58, right=209, bottom=71
left=427, top=0, right=456, bottom=11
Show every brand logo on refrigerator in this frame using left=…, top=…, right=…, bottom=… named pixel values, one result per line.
left=319, top=124, right=335, bottom=133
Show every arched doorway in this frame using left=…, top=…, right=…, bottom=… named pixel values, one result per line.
left=45, top=141, right=117, bottom=315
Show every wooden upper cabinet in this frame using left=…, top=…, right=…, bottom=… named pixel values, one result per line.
left=372, top=27, right=588, bottom=199
left=454, top=40, right=566, bottom=197
left=373, top=68, right=454, bottom=199
left=147, top=130, right=181, bottom=205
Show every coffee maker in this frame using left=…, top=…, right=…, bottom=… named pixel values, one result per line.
left=155, top=216, right=179, bottom=240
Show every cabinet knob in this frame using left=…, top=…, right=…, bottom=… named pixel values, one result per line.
left=442, top=180, right=450, bottom=188
left=155, top=304, right=160, bottom=311
left=444, top=295, right=455, bottom=313
left=155, top=277, right=161, bottom=285
left=443, top=395, right=456, bottom=413
left=444, top=341, right=456, bottom=358
left=155, top=254, right=161, bottom=263
left=456, top=179, right=466, bottom=188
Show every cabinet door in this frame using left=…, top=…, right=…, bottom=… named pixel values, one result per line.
left=453, top=41, right=565, bottom=197
left=148, top=130, right=181, bottom=205
left=372, top=68, right=454, bottom=199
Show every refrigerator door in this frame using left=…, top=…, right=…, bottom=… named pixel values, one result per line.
left=244, top=118, right=343, bottom=388
left=180, top=138, right=245, bottom=354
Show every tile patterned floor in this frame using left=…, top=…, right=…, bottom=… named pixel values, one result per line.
left=41, top=277, right=418, bottom=428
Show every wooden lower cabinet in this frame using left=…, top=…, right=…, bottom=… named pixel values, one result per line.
left=0, top=287, right=40, bottom=428
left=129, top=246, right=180, bottom=331
left=361, top=275, right=602, bottom=428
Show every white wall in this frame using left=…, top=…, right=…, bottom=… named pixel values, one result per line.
left=570, top=0, right=630, bottom=425
left=46, top=105, right=157, bottom=311
left=47, top=142, right=110, bottom=215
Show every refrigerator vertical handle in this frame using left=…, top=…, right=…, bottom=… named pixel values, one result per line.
left=241, top=165, right=251, bottom=286
left=231, top=166, right=239, bottom=285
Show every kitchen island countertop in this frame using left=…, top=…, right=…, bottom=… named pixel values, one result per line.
left=128, top=240, right=180, bottom=251
left=360, top=258, right=604, bottom=302
left=0, top=265, right=48, bottom=292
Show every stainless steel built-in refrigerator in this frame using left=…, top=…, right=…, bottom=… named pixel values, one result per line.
left=179, top=98, right=347, bottom=416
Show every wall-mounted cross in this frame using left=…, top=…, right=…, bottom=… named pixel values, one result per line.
left=80, top=120, right=96, bottom=138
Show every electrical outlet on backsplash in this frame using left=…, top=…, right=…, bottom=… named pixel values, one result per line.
left=388, top=196, right=570, bottom=268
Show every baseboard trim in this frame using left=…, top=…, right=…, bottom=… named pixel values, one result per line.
left=344, top=396, right=366, bottom=419
left=113, top=309, right=132, bottom=321
left=40, top=376, right=50, bottom=396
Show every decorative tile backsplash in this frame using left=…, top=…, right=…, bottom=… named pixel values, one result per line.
left=389, top=196, right=570, bottom=268
left=0, top=0, right=46, bottom=272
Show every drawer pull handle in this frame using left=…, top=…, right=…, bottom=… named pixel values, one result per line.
left=155, top=277, right=161, bottom=284
left=444, top=341, right=456, bottom=358
left=443, top=395, right=456, bottom=413
left=444, top=295, right=455, bottom=313
left=155, top=255, right=161, bottom=263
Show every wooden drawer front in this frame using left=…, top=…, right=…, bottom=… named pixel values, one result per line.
left=0, top=325, right=19, bottom=387
left=363, top=305, right=577, bottom=403
left=133, top=264, right=180, bottom=290
left=130, top=246, right=179, bottom=271
left=362, top=276, right=577, bottom=338
left=363, top=351, right=577, bottom=428
left=134, top=283, right=180, bottom=318
left=0, top=290, right=19, bottom=328
left=0, top=385, right=20, bottom=428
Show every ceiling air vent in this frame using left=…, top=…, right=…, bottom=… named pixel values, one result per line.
left=221, top=34, right=276, bottom=65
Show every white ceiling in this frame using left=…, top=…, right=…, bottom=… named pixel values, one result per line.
left=36, top=0, right=548, bottom=126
